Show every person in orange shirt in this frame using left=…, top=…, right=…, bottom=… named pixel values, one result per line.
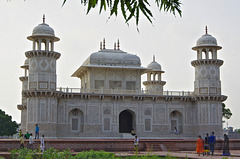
left=196, top=135, right=204, bottom=156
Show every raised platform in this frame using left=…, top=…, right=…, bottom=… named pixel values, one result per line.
left=1, top=139, right=240, bottom=152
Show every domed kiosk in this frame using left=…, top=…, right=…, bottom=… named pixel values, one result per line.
left=143, top=56, right=166, bottom=94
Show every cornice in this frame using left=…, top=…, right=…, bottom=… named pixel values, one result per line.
left=25, top=50, right=61, bottom=60
left=193, top=95, right=227, bottom=102
left=22, top=90, right=63, bottom=98
left=17, top=104, right=27, bottom=110
left=142, top=81, right=166, bottom=86
left=191, top=59, right=223, bottom=67
left=19, top=76, right=28, bottom=81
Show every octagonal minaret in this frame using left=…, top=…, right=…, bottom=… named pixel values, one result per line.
left=143, top=56, right=166, bottom=95
left=192, top=27, right=223, bottom=95
left=17, top=59, right=29, bottom=134
left=21, top=16, right=61, bottom=137
left=191, top=27, right=227, bottom=137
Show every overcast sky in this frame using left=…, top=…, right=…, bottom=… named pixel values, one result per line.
left=0, top=0, right=239, bottom=129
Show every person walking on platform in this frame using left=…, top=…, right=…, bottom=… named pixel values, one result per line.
left=19, top=134, right=24, bottom=149
left=209, top=132, right=216, bottom=156
left=222, top=134, right=231, bottom=156
left=35, top=124, right=39, bottom=139
left=28, top=133, right=34, bottom=150
left=196, top=135, right=204, bottom=156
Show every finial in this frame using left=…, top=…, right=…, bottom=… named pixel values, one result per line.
left=117, top=39, right=120, bottom=50
left=103, top=38, right=106, bottom=49
left=114, top=42, right=116, bottom=50
left=205, top=26, right=208, bottom=34
left=100, top=41, right=102, bottom=50
left=153, top=55, right=155, bottom=62
left=43, top=14, right=45, bottom=23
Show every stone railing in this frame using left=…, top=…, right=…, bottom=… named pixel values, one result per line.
left=57, top=87, right=193, bottom=96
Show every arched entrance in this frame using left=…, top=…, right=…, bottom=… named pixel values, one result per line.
left=119, top=110, right=135, bottom=133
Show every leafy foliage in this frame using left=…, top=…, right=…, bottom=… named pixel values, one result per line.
left=62, top=0, right=182, bottom=26
left=10, top=148, right=38, bottom=159
left=10, top=148, right=181, bottom=158
left=235, top=129, right=240, bottom=133
left=222, top=103, right=232, bottom=122
left=75, top=149, right=116, bottom=158
left=0, top=109, right=18, bottom=136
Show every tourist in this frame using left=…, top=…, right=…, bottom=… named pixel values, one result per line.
left=209, top=132, right=216, bottom=156
left=40, top=135, right=45, bottom=152
left=20, top=134, right=24, bottom=149
left=19, top=129, right=22, bottom=138
left=28, top=133, right=34, bottom=150
left=204, top=133, right=210, bottom=156
left=196, top=135, right=204, bottom=156
left=174, top=127, right=179, bottom=134
left=131, top=129, right=136, bottom=136
left=134, top=135, right=139, bottom=152
left=35, top=124, right=39, bottom=139
left=222, top=134, right=231, bottom=156
left=24, top=131, right=30, bottom=139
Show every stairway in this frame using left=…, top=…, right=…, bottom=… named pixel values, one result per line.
left=146, top=143, right=167, bottom=151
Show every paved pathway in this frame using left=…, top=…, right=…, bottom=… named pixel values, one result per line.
left=115, top=150, right=240, bottom=158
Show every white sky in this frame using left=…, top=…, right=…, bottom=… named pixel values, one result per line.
left=0, top=0, right=239, bottom=129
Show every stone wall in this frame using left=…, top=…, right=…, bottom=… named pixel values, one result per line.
left=1, top=139, right=240, bottom=152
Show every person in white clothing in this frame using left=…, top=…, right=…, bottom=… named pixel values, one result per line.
left=40, top=135, right=45, bottom=152
left=28, top=133, right=34, bottom=149
left=134, top=135, right=139, bottom=153
left=174, top=127, right=179, bottom=134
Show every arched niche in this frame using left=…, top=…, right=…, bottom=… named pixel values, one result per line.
left=169, top=110, right=183, bottom=133
left=69, top=108, right=84, bottom=132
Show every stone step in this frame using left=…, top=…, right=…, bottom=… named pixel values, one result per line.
left=121, top=133, right=135, bottom=139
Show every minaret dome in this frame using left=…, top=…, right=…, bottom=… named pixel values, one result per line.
left=147, top=56, right=162, bottom=71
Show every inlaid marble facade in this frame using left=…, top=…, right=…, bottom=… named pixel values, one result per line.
left=17, top=20, right=227, bottom=138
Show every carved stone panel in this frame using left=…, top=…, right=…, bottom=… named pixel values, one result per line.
left=87, top=106, right=100, bottom=123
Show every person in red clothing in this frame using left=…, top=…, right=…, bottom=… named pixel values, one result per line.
left=196, top=135, right=204, bottom=156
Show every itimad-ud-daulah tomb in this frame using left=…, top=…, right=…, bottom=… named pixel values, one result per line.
left=17, top=18, right=227, bottom=139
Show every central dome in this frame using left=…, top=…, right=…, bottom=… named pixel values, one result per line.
left=82, top=49, right=141, bottom=67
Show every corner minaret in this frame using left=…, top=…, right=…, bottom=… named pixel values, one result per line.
left=17, top=59, right=29, bottom=134
left=143, top=56, right=166, bottom=95
left=21, top=16, right=61, bottom=137
left=26, top=15, right=60, bottom=91
left=191, top=27, right=227, bottom=137
left=192, top=26, right=223, bottom=95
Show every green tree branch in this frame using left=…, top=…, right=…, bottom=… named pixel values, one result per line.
left=62, top=0, right=182, bottom=26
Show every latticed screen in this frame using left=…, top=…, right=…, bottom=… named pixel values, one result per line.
left=109, top=81, right=121, bottom=89
left=145, top=119, right=151, bottom=131
left=126, top=81, right=136, bottom=90
left=72, top=118, right=78, bottom=131
left=95, top=80, right=104, bottom=89
left=104, top=118, right=110, bottom=131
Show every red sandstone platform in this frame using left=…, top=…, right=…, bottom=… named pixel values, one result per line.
left=0, top=139, right=240, bottom=158
left=0, top=150, right=240, bottom=159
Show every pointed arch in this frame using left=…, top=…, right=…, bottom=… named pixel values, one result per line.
left=119, top=109, right=136, bottom=133
left=69, top=108, right=84, bottom=132
left=169, top=110, right=183, bottom=133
